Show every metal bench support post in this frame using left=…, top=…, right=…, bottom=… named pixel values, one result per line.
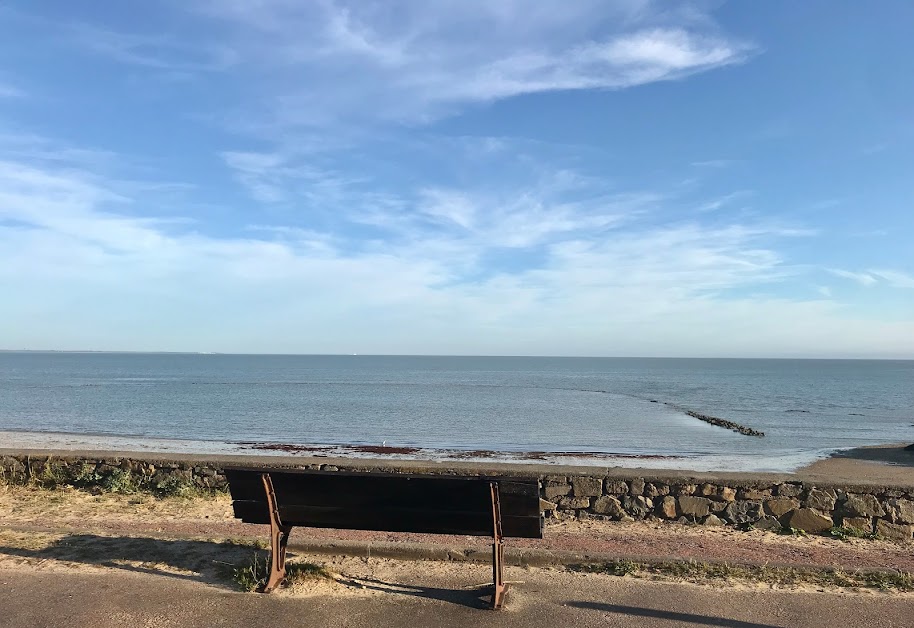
left=489, top=481, right=507, bottom=610
left=260, top=473, right=292, bottom=593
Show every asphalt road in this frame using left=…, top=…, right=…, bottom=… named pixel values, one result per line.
left=2, top=562, right=913, bottom=628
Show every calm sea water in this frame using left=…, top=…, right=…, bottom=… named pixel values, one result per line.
left=1, top=353, right=912, bottom=470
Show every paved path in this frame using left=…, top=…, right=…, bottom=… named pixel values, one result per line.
left=2, top=561, right=913, bottom=628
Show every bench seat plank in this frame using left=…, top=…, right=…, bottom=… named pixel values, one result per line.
left=231, top=500, right=543, bottom=538
left=226, top=468, right=543, bottom=538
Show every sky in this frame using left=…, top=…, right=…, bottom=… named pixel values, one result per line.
left=0, top=1, right=912, bottom=358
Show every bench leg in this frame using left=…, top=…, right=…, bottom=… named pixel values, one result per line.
left=491, top=540, right=507, bottom=610
left=489, top=482, right=508, bottom=610
left=260, top=473, right=292, bottom=593
left=262, top=524, right=292, bottom=593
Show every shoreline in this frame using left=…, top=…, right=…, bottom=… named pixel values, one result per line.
left=1, top=430, right=912, bottom=486
left=0, top=429, right=845, bottom=474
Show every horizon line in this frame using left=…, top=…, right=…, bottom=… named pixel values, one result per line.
left=1, top=349, right=912, bottom=361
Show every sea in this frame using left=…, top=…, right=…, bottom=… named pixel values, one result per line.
left=0, top=352, right=912, bottom=472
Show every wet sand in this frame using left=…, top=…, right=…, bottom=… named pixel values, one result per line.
left=799, top=443, right=914, bottom=485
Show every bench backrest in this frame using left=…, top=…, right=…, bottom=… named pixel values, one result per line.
left=225, top=468, right=543, bottom=539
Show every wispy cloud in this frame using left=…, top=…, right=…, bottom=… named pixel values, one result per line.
left=827, top=268, right=914, bottom=289
left=696, top=190, right=753, bottom=212
left=66, top=23, right=237, bottom=73
left=870, top=269, right=914, bottom=289
left=220, top=149, right=374, bottom=208
left=184, top=1, right=755, bottom=130
left=827, top=268, right=878, bottom=286
left=691, top=159, right=735, bottom=168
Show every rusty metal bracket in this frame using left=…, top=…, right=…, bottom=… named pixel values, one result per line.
left=489, top=481, right=507, bottom=610
left=260, top=473, right=292, bottom=593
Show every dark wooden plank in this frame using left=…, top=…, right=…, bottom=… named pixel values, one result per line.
left=225, top=470, right=541, bottom=517
left=231, top=500, right=543, bottom=538
left=225, top=466, right=539, bottom=485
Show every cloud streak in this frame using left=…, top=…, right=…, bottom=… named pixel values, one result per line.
left=181, top=0, right=755, bottom=129
left=827, top=268, right=878, bottom=286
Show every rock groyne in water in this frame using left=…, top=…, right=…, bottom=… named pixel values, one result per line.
left=682, top=409, right=765, bottom=437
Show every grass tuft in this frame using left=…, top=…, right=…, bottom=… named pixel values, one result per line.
left=575, top=560, right=914, bottom=592
left=153, top=475, right=198, bottom=498
left=232, top=553, right=268, bottom=592
left=286, top=562, right=332, bottom=583
left=229, top=552, right=331, bottom=592
left=829, top=526, right=880, bottom=542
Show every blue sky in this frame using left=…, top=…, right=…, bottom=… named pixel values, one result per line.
left=1, top=1, right=912, bottom=357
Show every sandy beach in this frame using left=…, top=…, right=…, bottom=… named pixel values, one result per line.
left=798, top=444, right=914, bottom=485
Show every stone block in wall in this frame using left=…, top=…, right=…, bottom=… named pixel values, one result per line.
left=875, top=519, right=914, bottom=541
left=776, top=483, right=803, bottom=498
left=843, top=494, right=886, bottom=518
left=592, top=495, right=625, bottom=518
left=544, top=475, right=567, bottom=485
left=604, top=480, right=628, bottom=496
left=786, top=508, right=833, bottom=534
left=841, top=516, right=873, bottom=533
left=658, top=496, right=677, bottom=519
left=699, top=483, right=716, bottom=496
left=672, top=483, right=697, bottom=496
left=622, top=495, right=653, bottom=518
left=678, top=496, right=712, bottom=517
left=644, top=482, right=669, bottom=498
left=754, top=516, right=782, bottom=532
left=716, top=486, right=737, bottom=502
left=703, top=514, right=725, bottom=526
left=885, top=498, right=914, bottom=524
left=764, top=498, right=800, bottom=518
left=571, top=476, right=603, bottom=497
left=804, top=488, right=836, bottom=512
left=710, top=501, right=728, bottom=514
left=558, top=496, right=591, bottom=509
left=629, top=478, right=645, bottom=496
left=724, top=500, right=762, bottom=524
left=737, top=487, right=771, bottom=500
left=544, top=484, right=571, bottom=500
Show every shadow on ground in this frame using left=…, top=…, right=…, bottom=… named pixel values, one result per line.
left=833, top=446, right=914, bottom=467
left=0, top=534, right=267, bottom=588
left=567, top=601, right=783, bottom=628
left=335, top=575, right=493, bottom=609
left=0, top=534, right=495, bottom=608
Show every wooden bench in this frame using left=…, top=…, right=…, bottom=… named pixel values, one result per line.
left=225, top=467, right=543, bottom=609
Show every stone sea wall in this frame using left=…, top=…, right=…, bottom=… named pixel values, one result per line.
left=541, top=475, right=914, bottom=541
left=1, top=454, right=912, bottom=541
